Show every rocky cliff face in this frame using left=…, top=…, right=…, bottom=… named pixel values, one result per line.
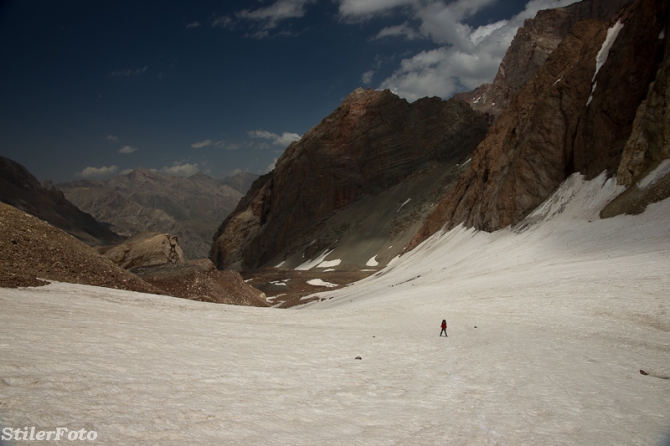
left=412, top=0, right=669, bottom=246
left=0, top=156, right=123, bottom=246
left=455, top=0, right=631, bottom=119
left=211, top=88, right=490, bottom=270
left=58, top=169, right=248, bottom=260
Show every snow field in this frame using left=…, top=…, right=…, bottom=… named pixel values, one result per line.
left=1, top=172, right=669, bottom=445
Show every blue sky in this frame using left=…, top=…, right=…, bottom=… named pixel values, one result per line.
left=0, top=0, right=578, bottom=182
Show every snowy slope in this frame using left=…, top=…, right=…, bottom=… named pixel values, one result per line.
left=1, top=173, right=669, bottom=445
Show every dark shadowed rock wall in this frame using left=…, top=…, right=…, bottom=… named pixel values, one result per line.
left=211, top=88, right=490, bottom=270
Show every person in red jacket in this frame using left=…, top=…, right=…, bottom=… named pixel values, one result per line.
left=440, top=319, right=447, bottom=337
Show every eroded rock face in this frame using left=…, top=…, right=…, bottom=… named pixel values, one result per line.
left=211, top=88, right=490, bottom=270
left=456, top=0, right=631, bottom=118
left=102, top=232, right=185, bottom=270
left=412, top=0, right=668, bottom=246
left=617, top=19, right=670, bottom=186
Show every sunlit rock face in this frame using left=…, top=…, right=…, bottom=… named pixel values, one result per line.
left=412, top=0, right=669, bottom=247
left=454, top=0, right=631, bottom=120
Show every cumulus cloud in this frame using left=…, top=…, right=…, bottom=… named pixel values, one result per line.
left=160, top=162, right=200, bottom=177
left=77, top=165, right=118, bottom=179
left=346, top=0, right=581, bottom=101
left=186, top=21, right=201, bottom=29
left=267, top=158, right=278, bottom=172
left=106, top=135, right=120, bottom=142
left=118, top=145, right=138, bottom=154
left=248, top=130, right=301, bottom=147
left=109, top=66, right=149, bottom=78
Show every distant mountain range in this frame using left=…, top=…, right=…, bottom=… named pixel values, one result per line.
left=57, top=169, right=258, bottom=259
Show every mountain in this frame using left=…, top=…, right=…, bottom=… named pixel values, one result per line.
left=218, top=171, right=259, bottom=194
left=453, top=0, right=632, bottom=119
left=411, top=0, right=669, bottom=247
left=57, top=169, right=253, bottom=260
left=0, top=156, right=123, bottom=246
left=211, top=88, right=490, bottom=270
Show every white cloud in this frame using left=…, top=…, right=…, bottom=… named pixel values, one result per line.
left=362, top=70, right=375, bottom=85
left=374, top=22, right=422, bottom=40
left=106, top=135, right=120, bottom=142
left=119, top=168, right=134, bottom=176
left=77, top=165, right=118, bottom=179
left=191, top=139, right=241, bottom=150
left=349, top=0, right=581, bottom=101
left=338, top=0, right=415, bottom=19
left=109, top=66, right=149, bottom=78
left=191, top=139, right=213, bottom=149
left=215, top=0, right=316, bottom=37
left=267, top=158, right=278, bottom=172
left=186, top=21, right=201, bottom=29
left=212, top=16, right=234, bottom=28
left=118, top=145, right=138, bottom=154
left=248, top=130, right=301, bottom=147
left=160, top=162, right=200, bottom=177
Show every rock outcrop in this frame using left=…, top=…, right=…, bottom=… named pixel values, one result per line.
left=455, top=0, right=631, bottom=119
left=132, top=260, right=268, bottom=307
left=101, top=232, right=185, bottom=270
left=412, top=0, right=669, bottom=246
left=58, top=169, right=250, bottom=259
left=211, top=88, right=490, bottom=270
left=0, top=156, right=123, bottom=246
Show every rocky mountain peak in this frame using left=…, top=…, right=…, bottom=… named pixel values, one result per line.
left=455, top=0, right=632, bottom=118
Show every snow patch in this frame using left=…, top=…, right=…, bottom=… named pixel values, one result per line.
left=366, top=255, right=379, bottom=267
left=1, top=173, right=670, bottom=445
left=306, top=279, right=337, bottom=288
left=317, top=259, right=341, bottom=268
left=397, top=198, right=411, bottom=212
left=587, top=21, right=624, bottom=105
left=638, top=159, right=670, bottom=190
left=295, top=249, right=333, bottom=270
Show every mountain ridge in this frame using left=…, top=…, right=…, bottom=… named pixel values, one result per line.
left=58, top=169, right=258, bottom=259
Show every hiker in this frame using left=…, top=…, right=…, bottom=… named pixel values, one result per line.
left=440, top=319, right=447, bottom=337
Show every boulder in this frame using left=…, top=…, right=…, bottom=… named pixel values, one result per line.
left=102, top=232, right=185, bottom=269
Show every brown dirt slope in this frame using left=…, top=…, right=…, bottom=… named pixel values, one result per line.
left=0, top=202, right=269, bottom=307
left=0, top=201, right=161, bottom=293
